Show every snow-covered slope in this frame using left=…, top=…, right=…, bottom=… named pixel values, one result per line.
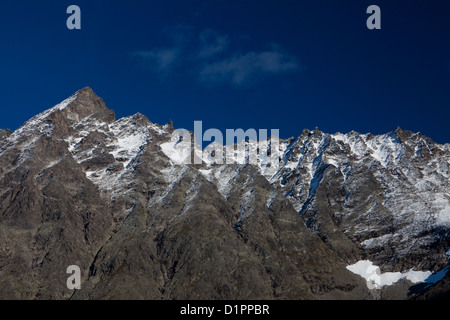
left=160, top=126, right=450, bottom=287
left=264, top=129, right=450, bottom=263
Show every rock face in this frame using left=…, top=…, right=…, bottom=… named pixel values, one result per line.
left=0, top=87, right=448, bottom=300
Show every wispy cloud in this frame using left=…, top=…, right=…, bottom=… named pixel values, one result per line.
left=131, top=48, right=180, bottom=73
left=199, top=49, right=301, bottom=86
left=197, top=29, right=230, bottom=59
left=131, top=26, right=302, bottom=87
left=130, top=24, right=193, bottom=75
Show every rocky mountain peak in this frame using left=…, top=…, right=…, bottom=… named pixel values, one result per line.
left=48, top=87, right=116, bottom=132
left=394, top=126, right=415, bottom=143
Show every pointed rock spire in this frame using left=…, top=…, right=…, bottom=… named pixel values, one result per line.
left=61, top=87, right=116, bottom=124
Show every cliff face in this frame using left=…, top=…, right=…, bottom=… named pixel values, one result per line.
left=0, top=88, right=448, bottom=299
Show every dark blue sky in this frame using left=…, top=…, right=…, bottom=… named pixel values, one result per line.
left=1, top=0, right=449, bottom=143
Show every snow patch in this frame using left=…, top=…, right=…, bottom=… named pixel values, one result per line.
left=266, top=189, right=277, bottom=209
left=45, top=158, right=63, bottom=169
left=110, top=130, right=148, bottom=168
left=199, top=169, right=213, bottom=182
left=160, top=136, right=192, bottom=165
left=346, top=260, right=431, bottom=289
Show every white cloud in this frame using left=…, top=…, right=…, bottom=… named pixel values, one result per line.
left=199, top=49, right=301, bottom=86
left=131, top=26, right=302, bottom=87
left=132, top=48, right=180, bottom=73
left=198, top=29, right=230, bottom=58
left=130, top=25, right=193, bottom=74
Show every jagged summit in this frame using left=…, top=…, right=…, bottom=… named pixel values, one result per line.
left=77, top=86, right=94, bottom=94
left=49, top=87, right=116, bottom=127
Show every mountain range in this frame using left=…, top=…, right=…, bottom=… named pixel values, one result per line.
left=0, top=87, right=448, bottom=300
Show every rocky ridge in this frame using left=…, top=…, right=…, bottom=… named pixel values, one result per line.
left=0, top=87, right=448, bottom=299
